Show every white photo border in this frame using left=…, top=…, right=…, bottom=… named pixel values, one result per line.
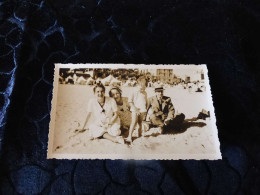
left=47, top=64, right=222, bottom=160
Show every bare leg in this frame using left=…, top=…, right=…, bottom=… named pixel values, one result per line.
left=138, top=112, right=146, bottom=137
left=137, top=113, right=145, bottom=137
left=102, top=133, right=124, bottom=144
left=102, top=133, right=117, bottom=142
left=149, top=114, right=164, bottom=127
left=125, top=112, right=138, bottom=142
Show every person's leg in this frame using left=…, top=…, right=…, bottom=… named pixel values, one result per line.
left=89, top=124, right=106, bottom=138
left=149, top=113, right=164, bottom=127
left=107, top=123, right=121, bottom=137
left=103, top=132, right=116, bottom=142
left=102, top=123, right=124, bottom=144
left=125, top=112, right=138, bottom=142
left=147, top=114, right=164, bottom=134
left=102, top=133, right=124, bottom=144
left=137, top=115, right=143, bottom=137
left=138, top=112, right=147, bottom=137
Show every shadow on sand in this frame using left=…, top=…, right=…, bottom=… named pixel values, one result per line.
left=121, top=116, right=207, bottom=142
left=163, top=118, right=207, bottom=135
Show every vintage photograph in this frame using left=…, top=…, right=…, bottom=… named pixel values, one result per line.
left=47, top=64, right=221, bottom=160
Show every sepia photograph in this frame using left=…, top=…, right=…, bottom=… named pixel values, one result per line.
left=47, top=64, right=221, bottom=160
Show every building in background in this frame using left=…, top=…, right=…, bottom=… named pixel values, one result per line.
left=61, top=68, right=205, bottom=85
left=156, top=69, right=174, bottom=83
left=174, top=68, right=204, bottom=83
left=143, top=69, right=174, bottom=83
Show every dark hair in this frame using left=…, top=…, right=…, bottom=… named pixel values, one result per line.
left=93, top=83, right=105, bottom=93
left=109, top=87, right=122, bottom=97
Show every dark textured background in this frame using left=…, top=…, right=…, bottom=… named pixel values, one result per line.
left=0, top=0, right=260, bottom=194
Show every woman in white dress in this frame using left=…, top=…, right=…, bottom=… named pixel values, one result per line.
left=82, top=83, right=124, bottom=144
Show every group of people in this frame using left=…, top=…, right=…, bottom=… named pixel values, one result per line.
left=82, top=76, right=185, bottom=145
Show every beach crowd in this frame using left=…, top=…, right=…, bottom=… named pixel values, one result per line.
left=59, top=72, right=206, bottom=93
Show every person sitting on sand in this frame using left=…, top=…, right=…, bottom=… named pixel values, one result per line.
left=125, top=76, right=148, bottom=143
left=109, top=87, right=131, bottom=131
left=82, top=83, right=124, bottom=144
left=147, top=84, right=185, bottom=133
left=109, top=86, right=151, bottom=139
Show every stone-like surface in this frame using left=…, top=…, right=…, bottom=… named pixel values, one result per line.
left=207, top=160, right=241, bottom=194
left=10, top=165, right=51, bottom=194
left=49, top=174, right=73, bottom=195
left=135, top=161, right=165, bottom=194
left=161, top=173, right=185, bottom=195
left=106, top=160, right=134, bottom=185
left=182, top=160, right=210, bottom=194
left=74, top=161, right=110, bottom=194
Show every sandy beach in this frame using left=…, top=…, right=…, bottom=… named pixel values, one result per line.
left=50, top=84, right=220, bottom=159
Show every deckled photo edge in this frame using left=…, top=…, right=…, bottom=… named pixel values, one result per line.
left=47, top=64, right=221, bottom=160
left=46, top=153, right=220, bottom=160
left=47, top=64, right=61, bottom=159
left=203, top=65, right=222, bottom=159
left=53, top=63, right=206, bottom=70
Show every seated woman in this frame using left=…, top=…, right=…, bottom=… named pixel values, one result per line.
left=109, top=86, right=154, bottom=140
left=109, top=87, right=131, bottom=133
left=82, top=83, right=124, bottom=144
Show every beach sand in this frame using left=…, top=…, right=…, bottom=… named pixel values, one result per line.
left=50, top=85, right=219, bottom=159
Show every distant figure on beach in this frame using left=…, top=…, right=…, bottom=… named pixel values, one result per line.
left=59, top=74, right=64, bottom=84
left=65, top=74, right=74, bottom=84
left=147, top=84, right=185, bottom=133
left=77, top=76, right=87, bottom=85
left=125, top=76, right=148, bottom=143
left=73, top=73, right=77, bottom=84
left=82, top=83, right=124, bottom=144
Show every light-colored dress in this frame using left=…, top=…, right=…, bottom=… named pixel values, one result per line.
left=87, top=97, right=121, bottom=138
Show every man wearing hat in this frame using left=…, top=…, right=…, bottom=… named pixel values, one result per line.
left=146, top=84, right=185, bottom=133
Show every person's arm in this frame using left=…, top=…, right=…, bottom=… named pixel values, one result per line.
left=128, top=91, right=140, bottom=113
left=129, top=102, right=139, bottom=112
left=109, top=98, right=119, bottom=125
left=166, top=98, right=175, bottom=120
left=149, top=97, right=163, bottom=116
left=109, top=112, right=118, bottom=125
left=146, top=97, right=151, bottom=112
left=82, top=99, right=93, bottom=129
left=82, top=112, right=91, bottom=130
left=145, top=97, right=153, bottom=120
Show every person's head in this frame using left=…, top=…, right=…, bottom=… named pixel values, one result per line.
left=154, top=84, right=164, bottom=99
left=93, top=83, right=105, bottom=100
left=109, top=87, right=122, bottom=103
left=137, top=76, right=148, bottom=90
